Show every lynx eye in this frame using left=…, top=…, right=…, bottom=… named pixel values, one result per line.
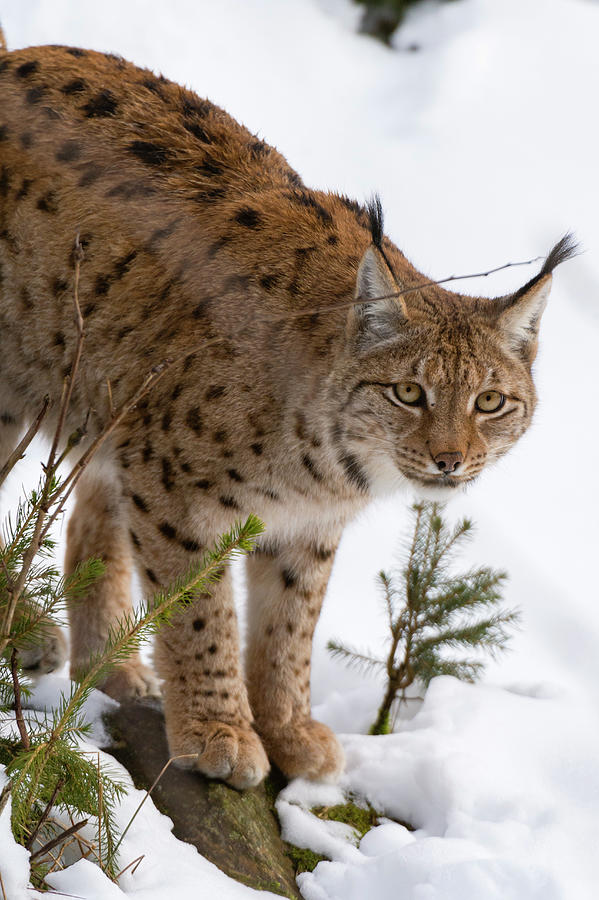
left=476, top=390, right=505, bottom=413
left=394, top=382, right=423, bottom=406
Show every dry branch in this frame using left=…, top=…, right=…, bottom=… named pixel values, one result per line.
left=9, top=648, right=29, bottom=750
left=29, top=819, right=89, bottom=862
left=0, top=397, right=49, bottom=493
left=24, top=777, right=65, bottom=851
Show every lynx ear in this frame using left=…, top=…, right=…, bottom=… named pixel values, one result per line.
left=353, top=245, right=407, bottom=345
left=495, top=233, right=578, bottom=363
left=496, top=274, right=552, bottom=363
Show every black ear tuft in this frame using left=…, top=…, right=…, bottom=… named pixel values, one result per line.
left=512, top=232, right=579, bottom=301
left=366, top=195, right=384, bottom=250
left=538, top=232, right=580, bottom=278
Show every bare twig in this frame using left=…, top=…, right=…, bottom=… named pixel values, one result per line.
left=0, top=241, right=88, bottom=654
left=0, top=397, right=50, bottom=492
left=10, top=648, right=30, bottom=751
left=25, top=777, right=65, bottom=850
left=0, top=254, right=171, bottom=654
left=45, top=236, right=85, bottom=473
left=0, top=870, right=6, bottom=900
left=32, top=892, right=85, bottom=899
left=115, top=854, right=145, bottom=881
left=39, top=359, right=172, bottom=544
left=44, top=837, right=73, bottom=874
left=108, top=753, right=198, bottom=864
left=34, top=890, right=86, bottom=899
left=158, top=253, right=546, bottom=371
left=29, top=819, right=89, bottom=862
left=66, top=809, right=96, bottom=860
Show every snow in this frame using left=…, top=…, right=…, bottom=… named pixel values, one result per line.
left=44, top=750, right=283, bottom=900
left=283, top=679, right=599, bottom=900
left=0, top=0, right=598, bottom=898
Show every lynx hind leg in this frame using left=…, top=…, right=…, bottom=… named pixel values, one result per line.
left=64, top=461, right=160, bottom=700
left=19, top=620, right=69, bottom=675
left=245, top=538, right=345, bottom=781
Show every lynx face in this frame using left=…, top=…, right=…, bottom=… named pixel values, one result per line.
left=337, top=296, right=537, bottom=498
left=329, top=237, right=574, bottom=500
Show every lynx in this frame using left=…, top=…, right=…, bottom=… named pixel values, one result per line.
left=0, top=40, right=575, bottom=788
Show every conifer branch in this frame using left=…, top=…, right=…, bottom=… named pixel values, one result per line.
left=328, top=503, right=518, bottom=734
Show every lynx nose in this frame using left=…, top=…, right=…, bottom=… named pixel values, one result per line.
left=434, top=451, right=463, bottom=473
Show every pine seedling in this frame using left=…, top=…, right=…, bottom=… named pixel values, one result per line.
left=328, top=502, right=518, bottom=734
left=1, top=510, right=263, bottom=883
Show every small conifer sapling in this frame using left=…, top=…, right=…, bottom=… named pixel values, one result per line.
left=328, top=502, right=518, bottom=734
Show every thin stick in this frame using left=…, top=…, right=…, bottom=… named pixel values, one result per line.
left=32, top=889, right=86, bottom=899
left=0, top=397, right=50, bottom=492
left=25, top=777, right=65, bottom=850
left=44, top=235, right=85, bottom=474
left=0, top=870, right=6, bottom=900
left=44, top=838, right=73, bottom=874
left=96, top=752, right=103, bottom=871
left=39, top=359, right=172, bottom=544
left=65, top=809, right=95, bottom=860
left=0, top=240, right=88, bottom=654
left=160, top=253, right=546, bottom=370
left=10, top=648, right=30, bottom=750
left=29, top=819, right=89, bottom=862
left=115, top=854, right=145, bottom=881
left=109, top=754, right=198, bottom=863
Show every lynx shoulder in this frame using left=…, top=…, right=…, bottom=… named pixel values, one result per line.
left=0, top=42, right=575, bottom=786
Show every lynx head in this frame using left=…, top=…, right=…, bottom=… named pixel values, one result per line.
left=335, top=200, right=577, bottom=499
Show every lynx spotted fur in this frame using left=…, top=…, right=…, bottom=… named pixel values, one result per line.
left=0, top=41, right=575, bottom=787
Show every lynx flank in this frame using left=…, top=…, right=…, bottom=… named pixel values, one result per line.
left=0, top=42, right=575, bottom=787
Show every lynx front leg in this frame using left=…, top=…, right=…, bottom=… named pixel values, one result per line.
left=150, top=551, right=269, bottom=789
left=245, top=538, right=344, bottom=781
left=65, top=465, right=160, bottom=700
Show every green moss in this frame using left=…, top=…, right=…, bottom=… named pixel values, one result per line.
left=285, top=843, right=328, bottom=874
left=311, top=799, right=380, bottom=839
left=284, top=796, right=414, bottom=880
left=284, top=799, right=381, bottom=877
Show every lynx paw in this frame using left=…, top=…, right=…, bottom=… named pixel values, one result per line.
left=97, top=661, right=161, bottom=702
left=260, top=718, right=345, bottom=781
left=171, top=721, right=270, bottom=789
left=20, top=624, right=68, bottom=674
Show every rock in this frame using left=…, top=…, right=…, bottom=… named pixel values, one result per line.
left=103, top=700, right=301, bottom=898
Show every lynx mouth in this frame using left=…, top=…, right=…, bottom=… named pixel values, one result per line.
left=403, top=472, right=473, bottom=500
left=413, top=476, right=462, bottom=488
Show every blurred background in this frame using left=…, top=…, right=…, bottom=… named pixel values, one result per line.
left=0, top=0, right=597, bottom=724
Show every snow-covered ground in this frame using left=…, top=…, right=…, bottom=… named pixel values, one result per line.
left=1, top=0, right=598, bottom=897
